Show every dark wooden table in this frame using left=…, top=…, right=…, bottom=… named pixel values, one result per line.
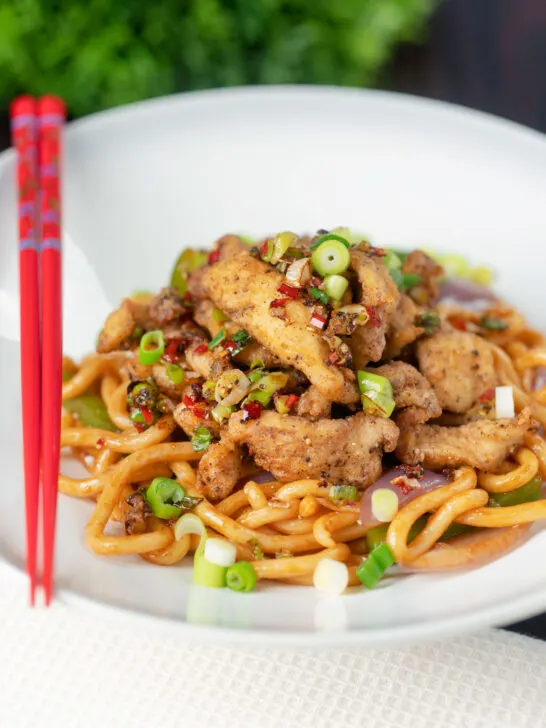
left=2, top=0, right=545, bottom=638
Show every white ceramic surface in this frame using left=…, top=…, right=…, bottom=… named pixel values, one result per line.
left=1, top=87, right=546, bottom=646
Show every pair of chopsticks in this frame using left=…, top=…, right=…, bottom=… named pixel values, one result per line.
left=11, top=95, right=66, bottom=606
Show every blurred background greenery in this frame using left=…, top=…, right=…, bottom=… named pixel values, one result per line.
left=0, top=0, right=438, bottom=117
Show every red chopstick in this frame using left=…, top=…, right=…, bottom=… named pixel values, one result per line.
left=11, top=96, right=41, bottom=605
left=38, top=96, right=66, bottom=606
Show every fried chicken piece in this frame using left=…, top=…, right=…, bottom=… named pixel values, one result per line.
left=96, top=299, right=149, bottom=353
left=185, top=339, right=231, bottom=380
left=296, top=386, right=332, bottom=420
left=201, top=252, right=358, bottom=403
left=402, top=250, right=443, bottom=305
left=193, top=298, right=281, bottom=369
left=124, top=492, right=151, bottom=535
left=187, top=234, right=248, bottom=300
left=197, top=439, right=244, bottom=501
left=417, top=330, right=497, bottom=413
left=383, top=294, right=424, bottom=359
left=228, top=410, right=399, bottom=488
left=395, top=408, right=536, bottom=471
left=374, top=361, right=441, bottom=428
left=346, top=250, right=400, bottom=367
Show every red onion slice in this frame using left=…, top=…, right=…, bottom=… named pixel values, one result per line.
left=438, top=278, right=497, bottom=311
left=533, top=367, right=546, bottom=391
left=359, top=468, right=449, bottom=528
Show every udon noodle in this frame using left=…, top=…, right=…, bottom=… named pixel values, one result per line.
left=59, top=235, right=546, bottom=590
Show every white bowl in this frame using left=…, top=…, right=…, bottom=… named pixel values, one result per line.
left=1, top=87, right=546, bottom=646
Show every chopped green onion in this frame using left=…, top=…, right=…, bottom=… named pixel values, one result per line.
left=365, top=517, right=472, bottom=552
left=174, top=512, right=207, bottom=543
left=191, top=426, right=213, bottom=452
left=260, top=239, right=274, bottom=262
left=211, top=403, right=236, bottom=423
left=415, top=311, right=441, bottom=336
left=247, top=369, right=264, bottom=384
left=170, top=249, right=208, bottom=295
left=208, top=328, right=226, bottom=349
left=165, top=363, right=185, bottom=385
left=226, top=561, right=257, bottom=592
left=146, top=477, right=187, bottom=519
left=309, top=287, right=330, bottom=305
left=357, top=371, right=395, bottom=418
left=204, top=537, right=237, bottom=567
left=323, top=274, right=349, bottom=302
left=139, top=330, right=165, bottom=365
left=212, top=308, right=229, bottom=323
left=193, top=549, right=227, bottom=588
left=329, top=485, right=358, bottom=503
left=490, top=475, right=542, bottom=507
left=401, top=273, right=422, bottom=290
left=201, top=380, right=216, bottom=400
left=385, top=248, right=409, bottom=262
left=383, top=249, right=402, bottom=271
left=311, top=239, right=351, bottom=277
left=479, top=316, right=508, bottom=331
left=231, top=329, right=252, bottom=347
left=310, top=233, right=351, bottom=250
left=313, top=558, right=349, bottom=595
left=270, top=231, right=298, bottom=264
left=356, top=542, right=395, bottom=589
left=371, top=488, right=399, bottom=522
left=246, top=389, right=272, bottom=407
left=63, top=394, right=117, bottom=431
left=248, top=537, right=264, bottom=560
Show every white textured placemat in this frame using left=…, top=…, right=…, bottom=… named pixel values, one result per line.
left=1, top=562, right=546, bottom=728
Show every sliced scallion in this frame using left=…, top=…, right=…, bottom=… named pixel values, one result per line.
left=139, top=330, right=165, bottom=365
left=208, top=328, right=226, bottom=349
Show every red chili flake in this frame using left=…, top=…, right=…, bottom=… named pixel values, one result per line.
left=309, top=313, right=327, bottom=330
left=242, top=402, right=262, bottom=420
left=141, top=407, right=154, bottom=424
left=96, top=437, right=106, bottom=448
left=365, top=305, right=381, bottom=328
left=194, top=343, right=208, bottom=354
left=278, top=283, right=299, bottom=299
left=259, top=239, right=271, bottom=258
left=222, top=339, right=238, bottom=353
left=192, top=405, right=208, bottom=420
left=478, top=387, right=495, bottom=403
left=326, top=351, right=340, bottom=366
left=270, top=298, right=291, bottom=308
left=183, top=292, right=193, bottom=303
left=286, top=394, right=300, bottom=410
left=208, top=249, right=220, bottom=265
left=451, top=316, right=468, bottom=331
left=390, top=475, right=420, bottom=496
left=134, top=423, right=145, bottom=433
left=183, top=393, right=196, bottom=407
left=162, top=337, right=183, bottom=363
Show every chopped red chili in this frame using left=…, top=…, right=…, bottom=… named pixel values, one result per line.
left=259, top=239, right=271, bottom=258
left=162, top=337, right=183, bottom=363
left=270, top=297, right=291, bottom=308
left=133, top=422, right=145, bottom=433
left=208, top=249, right=221, bottom=265
left=243, top=402, right=263, bottom=420
left=222, top=339, right=238, bottom=353
left=96, top=437, right=106, bottom=448
left=478, top=387, right=495, bottom=403
left=451, top=316, right=468, bottom=331
left=365, top=305, right=381, bottom=328
left=194, top=343, right=208, bottom=354
left=183, top=394, right=196, bottom=407
left=141, top=407, right=154, bottom=424
left=191, top=405, right=208, bottom=420
left=286, top=394, right=300, bottom=410
left=278, top=283, right=299, bottom=299
left=309, top=313, right=327, bottom=330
